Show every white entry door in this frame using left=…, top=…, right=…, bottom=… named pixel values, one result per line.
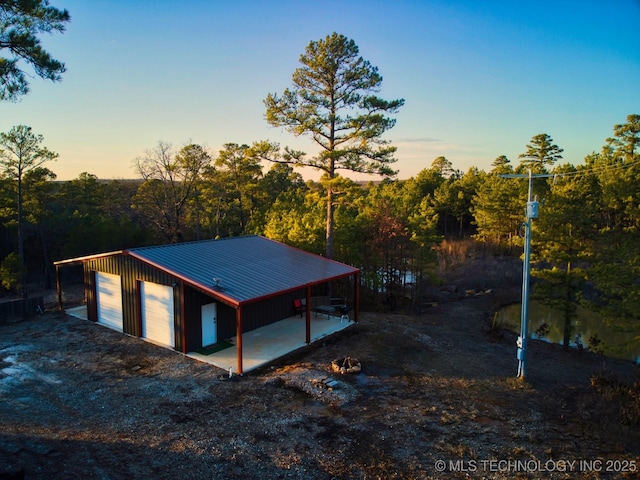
left=140, top=281, right=175, bottom=348
left=201, top=303, right=217, bottom=347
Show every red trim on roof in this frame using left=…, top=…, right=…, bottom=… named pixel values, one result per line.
left=55, top=236, right=360, bottom=310
left=125, top=250, right=241, bottom=307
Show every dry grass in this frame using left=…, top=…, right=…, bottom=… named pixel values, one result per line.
left=2, top=255, right=639, bottom=479
left=590, top=369, right=640, bottom=426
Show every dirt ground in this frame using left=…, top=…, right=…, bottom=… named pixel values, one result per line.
left=1, top=259, right=639, bottom=479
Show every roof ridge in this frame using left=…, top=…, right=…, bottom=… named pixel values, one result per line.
left=128, top=234, right=260, bottom=252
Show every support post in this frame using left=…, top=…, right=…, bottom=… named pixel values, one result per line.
left=305, top=287, right=311, bottom=345
left=354, top=271, right=360, bottom=322
left=55, top=265, right=63, bottom=311
left=236, top=307, right=243, bottom=375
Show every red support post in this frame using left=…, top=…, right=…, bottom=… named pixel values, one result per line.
left=354, top=271, right=360, bottom=322
left=305, top=287, right=311, bottom=344
left=236, top=307, right=243, bottom=375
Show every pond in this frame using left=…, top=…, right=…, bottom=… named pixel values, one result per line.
left=495, top=301, right=640, bottom=364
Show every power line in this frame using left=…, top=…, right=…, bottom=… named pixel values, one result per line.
left=533, top=157, right=640, bottom=180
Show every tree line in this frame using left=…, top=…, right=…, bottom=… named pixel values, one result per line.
left=2, top=9, right=639, bottom=334
left=1, top=115, right=639, bottom=322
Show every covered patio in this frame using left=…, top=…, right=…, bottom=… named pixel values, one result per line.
left=188, top=313, right=354, bottom=374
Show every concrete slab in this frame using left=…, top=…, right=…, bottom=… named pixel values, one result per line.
left=188, top=314, right=354, bottom=374
left=65, top=305, right=88, bottom=320
left=64, top=304, right=354, bottom=374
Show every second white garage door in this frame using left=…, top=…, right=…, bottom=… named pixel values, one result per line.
left=140, top=281, right=175, bottom=348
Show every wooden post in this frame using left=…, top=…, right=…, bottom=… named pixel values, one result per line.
left=55, top=265, right=63, bottom=311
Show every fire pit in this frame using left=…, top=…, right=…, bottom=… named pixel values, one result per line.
left=331, top=356, right=361, bottom=374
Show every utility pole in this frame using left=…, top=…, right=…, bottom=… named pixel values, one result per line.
left=499, top=169, right=551, bottom=379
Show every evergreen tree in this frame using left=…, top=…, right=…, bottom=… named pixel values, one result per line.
left=430, top=156, right=457, bottom=178
left=471, top=161, right=522, bottom=252
left=21, top=166, right=57, bottom=287
left=434, top=167, right=484, bottom=237
left=588, top=115, right=640, bottom=322
left=518, top=133, right=563, bottom=173
left=264, top=32, right=404, bottom=258
left=1, top=0, right=70, bottom=101
left=530, top=164, right=599, bottom=347
left=250, top=163, right=306, bottom=235
left=0, top=125, right=57, bottom=295
left=490, top=155, right=512, bottom=174
left=263, top=182, right=325, bottom=254
left=213, top=143, right=263, bottom=235
left=606, top=114, right=640, bottom=161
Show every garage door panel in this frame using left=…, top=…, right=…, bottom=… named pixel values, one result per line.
left=96, top=272, right=123, bottom=331
left=140, top=281, right=175, bottom=348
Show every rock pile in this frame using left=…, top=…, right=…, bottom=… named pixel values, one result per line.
left=331, top=356, right=361, bottom=374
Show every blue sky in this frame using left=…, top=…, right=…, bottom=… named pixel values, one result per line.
left=2, top=0, right=639, bottom=180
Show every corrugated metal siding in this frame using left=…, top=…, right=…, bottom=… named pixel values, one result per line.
left=183, top=287, right=205, bottom=351
left=241, top=289, right=305, bottom=332
left=84, top=255, right=185, bottom=351
left=215, top=302, right=236, bottom=342
left=183, top=286, right=306, bottom=344
left=183, top=286, right=236, bottom=351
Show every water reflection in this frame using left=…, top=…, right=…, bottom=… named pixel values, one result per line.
left=495, top=301, right=640, bottom=363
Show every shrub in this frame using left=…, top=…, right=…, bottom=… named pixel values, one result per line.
left=590, top=369, right=640, bottom=426
left=0, top=252, right=24, bottom=292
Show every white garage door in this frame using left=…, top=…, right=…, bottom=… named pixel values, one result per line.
left=140, top=281, right=175, bottom=348
left=95, top=272, right=123, bottom=331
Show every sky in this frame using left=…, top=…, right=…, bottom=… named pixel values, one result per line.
left=1, top=0, right=639, bottom=181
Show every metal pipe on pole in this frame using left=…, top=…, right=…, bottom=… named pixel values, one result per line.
left=499, top=169, right=549, bottom=379
left=518, top=171, right=534, bottom=378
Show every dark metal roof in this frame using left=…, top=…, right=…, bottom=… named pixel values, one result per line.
left=126, top=235, right=359, bottom=306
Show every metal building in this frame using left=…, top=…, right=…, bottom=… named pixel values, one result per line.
left=54, top=235, right=360, bottom=374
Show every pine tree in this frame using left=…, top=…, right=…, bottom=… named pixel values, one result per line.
left=518, top=134, right=563, bottom=173
left=1, top=0, right=70, bottom=100
left=264, top=32, right=404, bottom=258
